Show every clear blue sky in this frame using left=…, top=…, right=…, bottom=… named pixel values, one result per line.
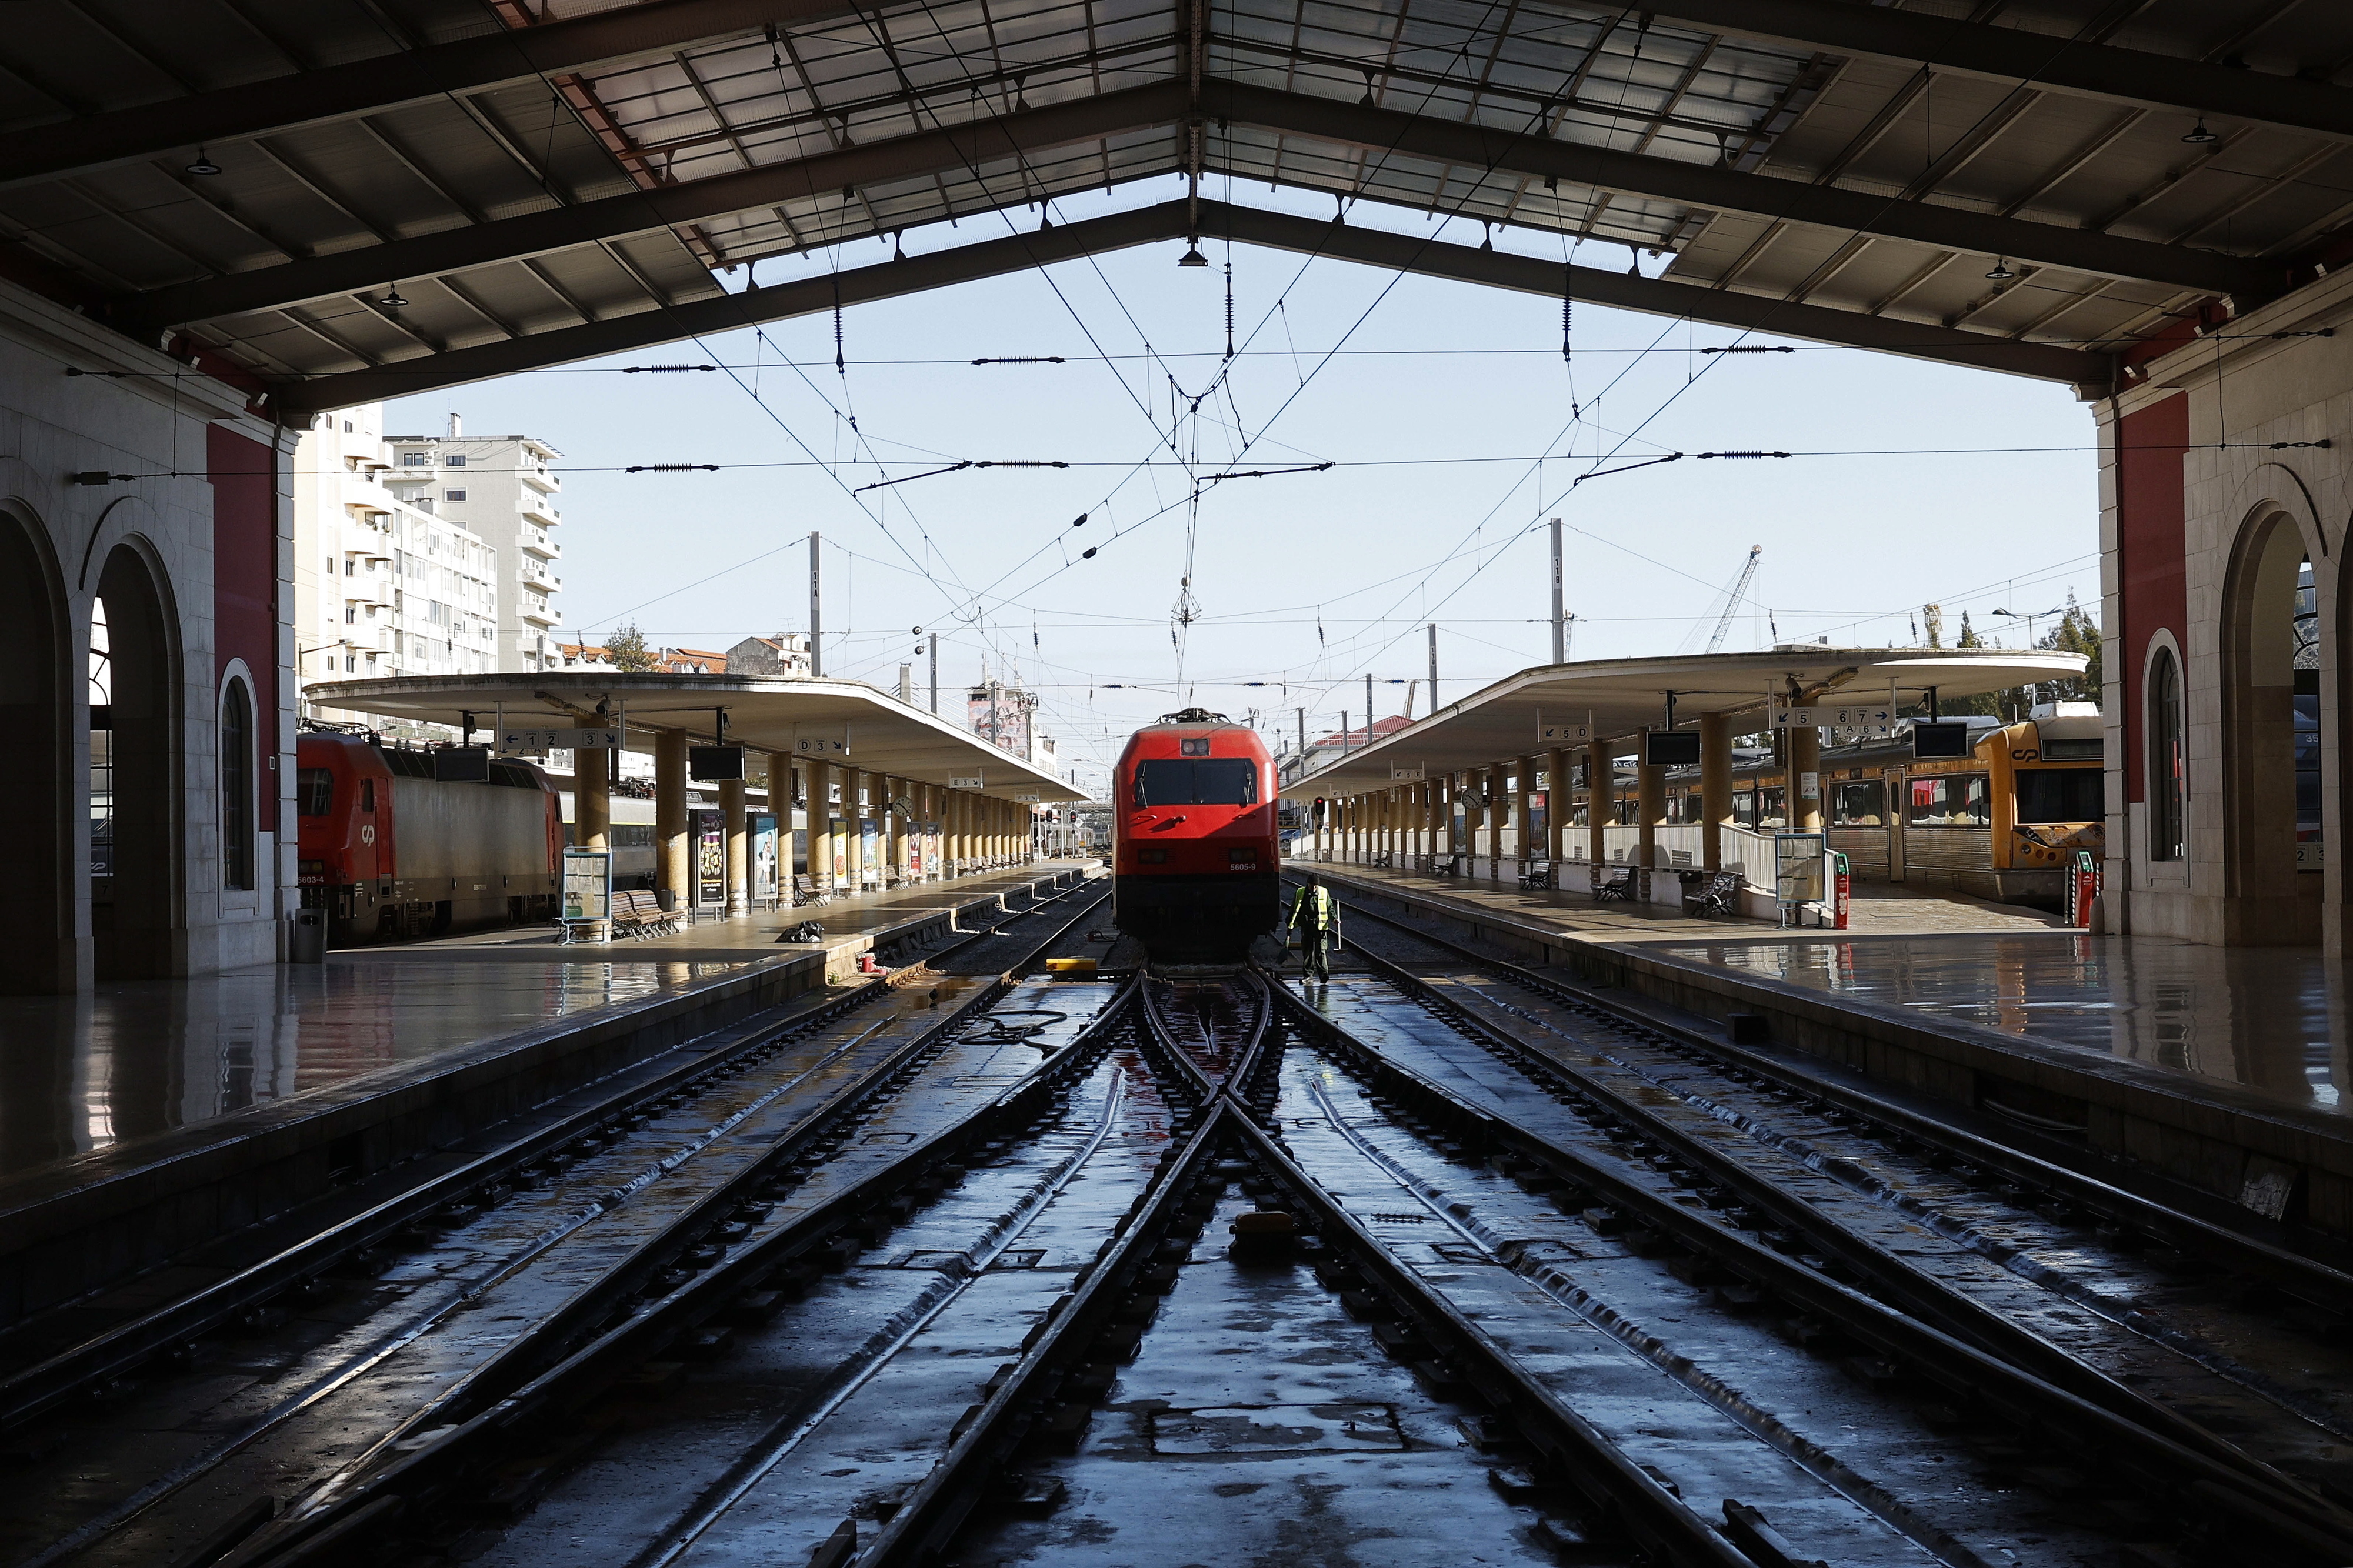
left=386, top=172, right=2100, bottom=798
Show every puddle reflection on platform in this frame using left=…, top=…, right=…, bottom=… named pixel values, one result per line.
left=1651, top=935, right=2350, bottom=1116
left=0, top=956, right=755, bottom=1177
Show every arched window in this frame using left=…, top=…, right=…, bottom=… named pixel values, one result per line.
left=221, top=678, right=254, bottom=891
left=2148, top=646, right=2185, bottom=862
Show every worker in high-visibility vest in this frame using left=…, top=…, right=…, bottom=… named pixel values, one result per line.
left=1285, top=873, right=1341, bottom=983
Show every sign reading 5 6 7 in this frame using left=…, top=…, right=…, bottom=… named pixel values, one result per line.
left=1771, top=703, right=1893, bottom=735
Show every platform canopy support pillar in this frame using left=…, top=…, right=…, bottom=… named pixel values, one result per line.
left=656, top=729, right=689, bottom=912
left=1587, top=737, right=1610, bottom=875
left=576, top=738, right=610, bottom=853
left=1547, top=747, right=1568, bottom=866
left=722, top=775, right=748, bottom=915
left=1637, top=731, right=1666, bottom=904
left=1515, top=755, right=1534, bottom=870
left=1790, top=723, right=1823, bottom=832
left=1701, top=713, right=1734, bottom=876
left=809, top=759, right=835, bottom=896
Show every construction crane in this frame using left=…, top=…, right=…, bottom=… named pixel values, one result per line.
left=1705, top=545, right=1764, bottom=653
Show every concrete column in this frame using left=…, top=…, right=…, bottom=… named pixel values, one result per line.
left=1514, top=756, right=1533, bottom=866
left=1483, top=766, right=1502, bottom=877
left=1587, top=738, right=1609, bottom=872
left=721, top=776, right=748, bottom=915
left=808, top=759, right=835, bottom=894
left=1790, top=723, right=1823, bottom=832
left=1699, top=713, right=1732, bottom=875
left=576, top=741, right=611, bottom=852
left=889, top=778, right=909, bottom=883
left=1546, top=748, right=1567, bottom=863
left=656, top=728, right=689, bottom=910
left=1637, top=732, right=1666, bottom=902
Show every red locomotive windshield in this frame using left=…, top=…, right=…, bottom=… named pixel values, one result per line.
left=1132, top=758, right=1259, bottom=808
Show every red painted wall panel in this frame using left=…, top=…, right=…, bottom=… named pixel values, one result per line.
left=2117, top=393, right=2189, bottom=803
left=207, top=424, right=278, bottom=723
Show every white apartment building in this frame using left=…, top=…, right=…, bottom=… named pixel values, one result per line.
left=292, top=406, right=501, bottom=722
left=385, top=414, right=564, bottom=671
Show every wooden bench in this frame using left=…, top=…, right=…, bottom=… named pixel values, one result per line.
left=1592, top=869, right=1634, bottom=903
left=610, top=888, right=682, bottom=937
left=1687, top=869, right=1743, bottom=919
left=1518, top=859, right=1555, bottom=891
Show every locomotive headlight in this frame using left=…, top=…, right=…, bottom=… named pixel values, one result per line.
left=1228, top=848, right=1256, bottom=863
left=1138, top=848, right=1168, bottom=863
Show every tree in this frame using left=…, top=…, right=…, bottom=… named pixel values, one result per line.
left=606, top=623, right=659, bottom=672
left=2037, top=594, right=2102, bottom=705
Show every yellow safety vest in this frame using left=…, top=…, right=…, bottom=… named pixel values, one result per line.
left=1289, top=885, right=1334, bottom=933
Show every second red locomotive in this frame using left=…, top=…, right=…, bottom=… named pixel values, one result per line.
left=298, top=730, right=563, bottom=943
left=1111, top=708, right=1279, bottom=963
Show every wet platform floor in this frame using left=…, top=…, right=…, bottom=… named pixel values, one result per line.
left=1309, top=862, right=2352, bottom=1125
left=1652, top=933, right=2352, bottom=1119
left=0, top=866, right=1086, bottom=1179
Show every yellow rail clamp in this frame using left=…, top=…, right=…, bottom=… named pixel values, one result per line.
left=1044, top=957, right=1098, bottom=978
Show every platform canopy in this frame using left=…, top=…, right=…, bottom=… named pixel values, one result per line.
left=1291, top=647, right=2089, bottom=795
left=305, top=672, right=1084, bottom=803
left=8, top=0, right=2353, bottom=410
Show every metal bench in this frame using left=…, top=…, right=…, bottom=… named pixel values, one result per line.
left=1592, top=869, right=1634, bottom=903
left=1687, top=869, right=1743, bottom=919
left=794, top=874, right=832, bottom=906
left=1518, top=859, right=1555, bottom=891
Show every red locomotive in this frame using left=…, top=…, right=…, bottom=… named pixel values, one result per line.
left=1112, top=708, right=1279, bottom=963
left=297, top=730, right=563, bottom=943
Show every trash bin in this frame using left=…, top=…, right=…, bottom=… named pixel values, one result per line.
left=289, top=908, right=327, bottom=965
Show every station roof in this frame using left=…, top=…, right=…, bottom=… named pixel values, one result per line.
left=305, top=672, right=1084, bottom=802
left=1289, top=647, right=2089, bottom=794
left=5, top=0, right=2351, bottom=411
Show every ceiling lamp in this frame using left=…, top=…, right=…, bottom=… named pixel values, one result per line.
left=2182, top=120, right=2219, bottom=145
left=185, top=148, right=220, bottom=176
left=1985, top=258, right=2016, bottom=281
left=379, top=285, right=409, bottom=310
left=1178, top=245, right=1208, bottom=267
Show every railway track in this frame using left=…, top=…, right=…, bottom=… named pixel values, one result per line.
left=26, top=878, right=2353, bottom=1567
left=1, top=880, right=1113, bottom=1568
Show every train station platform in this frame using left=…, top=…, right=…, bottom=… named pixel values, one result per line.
left=0, top=865, right=1089, bottom=1326
left=1309, top=861, right=2353, bottom=1243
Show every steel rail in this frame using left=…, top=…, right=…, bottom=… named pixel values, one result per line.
left=0, top=875, right=1091, bottom=1442
left=851, top=1056, right=1231, bottom=1568
left=1324, top=885, right=2353, bottom=1310
left=0, top=975, right=906, bottom=1440
left=1213, top=1049, right=1757, bottom=1568
left=176, top=892, right=1114, bottom=1568
left=919, top=877, right=1107, bottom=968
left=1138, top=970, right=1758, bottom=1568
left=1321, top=924, right=2314, bottom=1493
left=1262, top=978, right=2353, bottom=1563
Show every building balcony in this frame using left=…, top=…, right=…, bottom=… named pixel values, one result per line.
left=521, top=598, right=556, bottom=626
left=519, top=563, right=560, bottom=592
left=521, top=468, right=561, bottom=494
left=518, top=525, right=560, bottom=558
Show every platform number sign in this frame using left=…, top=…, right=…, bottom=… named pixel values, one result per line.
left=949, top=775, right=986, bottom=790
left=1538, top=718, right=1592, bottom=746
left=1390, top=763, right=1425, bottom=782
left=1771, top=702, right=1892, bottom=736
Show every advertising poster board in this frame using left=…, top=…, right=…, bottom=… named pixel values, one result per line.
left=750, top=812, right=778, bottom=903
left=860, top=818, right=880, bottom=885
left=831, top=819, right=848, bottom=882
left=692, top=807, right=725, bottom=907
left=561, top=849, right=611, bottom=922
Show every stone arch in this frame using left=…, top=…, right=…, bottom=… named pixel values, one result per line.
left=0, top=502, right=73, bottom=993
left=92, top=538, right=182, bottom=980
left=2219, top=504, right=2322, bottom=943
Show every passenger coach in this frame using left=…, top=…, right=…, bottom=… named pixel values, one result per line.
left=1112, top=709, right=1279, bottom=963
